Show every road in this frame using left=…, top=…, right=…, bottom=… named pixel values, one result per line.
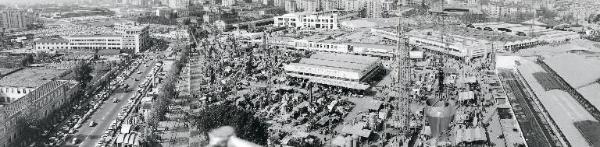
left=64, top=59, right=156, bottom=147
left=499, top=70, right=556, bottom=147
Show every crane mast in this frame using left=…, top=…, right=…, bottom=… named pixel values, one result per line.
left=396, top=17, right=412, bottom=135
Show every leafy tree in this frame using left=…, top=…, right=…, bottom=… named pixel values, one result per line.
left=359, top=8, right=367, bottom=18
left=538, top=7, right=557, bottom=19
left=194, top=104, right=269, bottom=145
left=74, top=62, right=94, bottom=89
left=21, top=54, right=34, bottom=66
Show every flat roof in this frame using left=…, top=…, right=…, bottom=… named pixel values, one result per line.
left=0, top=67, right=67, bottom=88
left=300, top=58, right=370, bottom=71
left=310, top=52, right=379, bottom=65
left=67, top=34, right=122, bottom=38
left=35, top=37, right=69, bottom=44
left=543, top=53, right=600, bottom=88
left=577, top=83, right=600, bottom=113
left=518, top=59, right=597, bottom=147
left=542, top=90, right=595, bottom=147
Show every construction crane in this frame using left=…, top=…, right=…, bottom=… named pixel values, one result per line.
left=395, top=16, right=412, bottom=138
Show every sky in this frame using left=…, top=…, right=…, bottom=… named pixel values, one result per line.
left=0, top=0, right=83, bottom=6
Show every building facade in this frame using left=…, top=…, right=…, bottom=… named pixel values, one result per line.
left=65, top=35, right=124, bottom=50
left=0, top=86, right=35, bottom=104
left=285, top=0, right=298, bottom=13
left=34, top=37, right=70, bottom=52
left=407, top=31, right=491, bottom=60
left=297, top=0, right=320, bottom=12
left=115, top=23, right=151, bottom=53
left=35, top=24, right=150, bottom=53
left=342, top=0, right=365, bottom=11
left=0, top=9, right=36, bottom=31
left=168, top=0, right=190, bottom=9
left=274, top=0, right=286, bottom=7
left=274, top=12, right=339, bottom=29
left=365, top=0, right=383, bottom=18
left=222, top=0, right=236, bottom=6
left=0, top=80, right=79, bottom=146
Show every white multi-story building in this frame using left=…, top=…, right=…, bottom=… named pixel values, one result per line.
left=274, top=12, right=339, bottom=29
left=65, top=35, right=124, bottom=50
left=35, top=23, right=150, bottom=53
left=115, top=23, right=151, bottom=53
left=34, top=37, right=70, bottom=52
left=406, top=30, right=492, bottom=60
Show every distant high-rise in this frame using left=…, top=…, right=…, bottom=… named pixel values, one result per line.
left=297, top=0, right=319, bottom=12
left=168, top=0, right=190, bottom=9
left=343, top=0, right=364, bottom=12
left=274, top=0, right=285, bottom=7
left=382, top=0, right=395, bottom=11
left=115, top=0, right=150, bottom=6
left=222, top=0, right=235, bottom=6
left=284, top=0, right=297, bottom=13
left=323, top=0, right=343, bottom=11
left=0, top=9, right=35, bottom=31
left=365, top=0, right=383, bottom=18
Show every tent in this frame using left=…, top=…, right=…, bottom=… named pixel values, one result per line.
left=458, top=91, right=475, bottom=102
left=121, top=124, right=132, bottom=134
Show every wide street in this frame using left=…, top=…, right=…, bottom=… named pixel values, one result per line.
left=499, top=70, right=555, bottom=147
left=64, top=58, right=157, bottom=147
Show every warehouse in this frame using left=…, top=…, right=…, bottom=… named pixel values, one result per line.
left=283, top=53, right=383, bottom=90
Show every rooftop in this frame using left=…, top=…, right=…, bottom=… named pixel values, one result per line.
left=543, top=53, right=600, bottom=88
left=35, top=37, right=69, bottom=44
left=0, top=67, right=68, bottom=88
left=67, top=34, right=122, bottom=38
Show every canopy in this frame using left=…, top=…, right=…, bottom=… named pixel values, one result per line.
left=458, top=91, right=475, bottom=101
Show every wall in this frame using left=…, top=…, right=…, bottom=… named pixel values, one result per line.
left=0, top=80, right=78, bottom=146
left=0, top=87, right=35, bottom=103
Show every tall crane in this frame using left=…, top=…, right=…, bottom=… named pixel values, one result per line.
left=395, top=17, right=412, bottom=136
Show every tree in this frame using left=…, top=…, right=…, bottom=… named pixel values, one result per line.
left=194, top=104, right=269, bottom=145
left=538, top=7, right=557, bottom=20
left=21, top=54, right=34, bottom=66
left=74, top=62, right=94, bottom=89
